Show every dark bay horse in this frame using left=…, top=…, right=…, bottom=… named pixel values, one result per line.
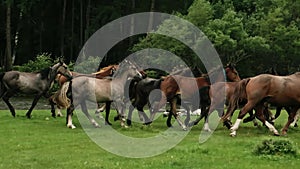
left=0, top=60, right=72, bottom=118
left=53, top=60, right=143, bottom=128
left=229, top=73, right=300, bottom=136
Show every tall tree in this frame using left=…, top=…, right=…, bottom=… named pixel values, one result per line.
left=60, top=0, right=67, bottom=57
left=5, top=0, right=12, bottom=71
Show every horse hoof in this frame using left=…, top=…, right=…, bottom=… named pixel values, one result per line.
left=230, top=131, right=236, bottom=137
left=274, top=132, right=280, bottom=136
left=94, top=124, right=101, bottom=128
left=280, top=131, right=287, bottom=136
left=126, top=119, right=132, bottom=126
left=114, top=116, right=119, bottom=121
left=203, top=128, right=212, bottom=132
left=96, top=115, right=103, bottom=119
left=144, top=121, right=152, bottom=125
left=105, top=121, right=112, bottom=126
left=67, top=124, right=76, bottom=129
left=122, top=125, right=129, bottom=128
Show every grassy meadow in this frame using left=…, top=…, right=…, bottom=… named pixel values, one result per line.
left=0, top=109, right=299, bottom=169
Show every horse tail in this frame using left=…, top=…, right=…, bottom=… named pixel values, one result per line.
left=231, top=78, right=250, bottom=107
left=53, top=81, right=71, bottom=109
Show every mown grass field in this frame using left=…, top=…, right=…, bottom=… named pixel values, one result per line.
left=0, top=109, right=299, bottom=169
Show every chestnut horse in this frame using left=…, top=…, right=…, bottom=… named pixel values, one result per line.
left=229, top=73, right=300, bottom=136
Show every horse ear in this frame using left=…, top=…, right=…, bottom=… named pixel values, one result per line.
left=59, top=57, right=64, bottom=64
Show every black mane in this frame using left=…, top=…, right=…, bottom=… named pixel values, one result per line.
left=38, top=67, right=51, bottom=79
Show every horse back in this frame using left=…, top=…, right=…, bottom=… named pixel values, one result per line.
left=247, top=74, right=300, bottom=106
left=2, top=71, right=44, bottom=92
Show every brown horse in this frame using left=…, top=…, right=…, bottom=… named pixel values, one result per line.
left=188, top=64, right=243, bottom=130
left=150, top=64, right=240, bottom=130
left=229, top=73, right=300, bottom=136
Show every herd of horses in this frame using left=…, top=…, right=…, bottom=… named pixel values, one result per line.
left=0, top=59, right=299, bottom=137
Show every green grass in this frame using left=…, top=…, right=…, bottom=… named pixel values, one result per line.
left=0, top=109, right=300, bottom=169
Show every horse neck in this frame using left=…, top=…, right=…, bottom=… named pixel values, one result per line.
left=196, top=77, right=210, bottom=87
left=113, top=71, right=132, bottom=84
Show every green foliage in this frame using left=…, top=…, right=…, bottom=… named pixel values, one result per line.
left=73, top=56, right=100, bottom=73
left=254, top=139, right=297, bottom=157
left=16, top=53, right=53, bottom=72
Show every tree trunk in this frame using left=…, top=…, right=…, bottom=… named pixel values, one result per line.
left=5, top=2, right=12, bottom=71
left=60, top=0, right=67, bottom=57
left=129, top=0, right=135, bottom=46
left=84, top=0, right=91, bottom=42
left=70, top=0, right=75, bottom=61
left=80, top=0, right=83, bottom=48
left=147, top=0, right=155, bottom=32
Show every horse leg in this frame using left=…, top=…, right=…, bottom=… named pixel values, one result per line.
left=104, top=102, right=112, bottom=125
left=150, top=92, right=167, bottom=122
left=2, top=91, right=16, bottom=117
left=95, top=103, right=105, bottom=119
left=126, top=104, right=134, bottom=126
left=222, top=103, right=237, bottom=129
left=26, top=94, right=42, bottom=118
left=188, top=105, right=208, bottom=127
left=170, top=97, right=187, bottom=130
left=115, top=102, right=127, bottom=128
left=230, top=101, right=258, bottom=137
left=282, top=107, right=298, bottom=135
left=290, top=108, right=300, bottom=127
left=81, top=101, right=100, bottom=128
left=49, top=99, right=56, bottom=118
left=181, top=101, right=191, bottom=127
left=274, top=106, right=284, bottom=119
left=254, top=105, right=279, bottom=136
left=66, top=104, right=76, bottom=129
left=56, top=108, right=63, bottom=117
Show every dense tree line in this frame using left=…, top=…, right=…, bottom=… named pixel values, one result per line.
left=1, top=0, right=300, bottom=77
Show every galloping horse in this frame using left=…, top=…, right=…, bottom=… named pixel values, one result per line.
left=53, top=60, right=143, bottom=128
left=50, top=64, right=118, bottom=117
left=229, top=72, right=300, bottom=136
left=147, top=64, right=240, bottom=130
left=188, top=63, right=242, bottom=130
left=0, top=60, right=72, bottom=118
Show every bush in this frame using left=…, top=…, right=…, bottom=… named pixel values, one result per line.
left=254, top=139, right=297, bottom=157
left=17, top=53, right=53, bottom=72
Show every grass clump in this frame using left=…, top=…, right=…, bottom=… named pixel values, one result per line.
left=254, top=139, right=297, bottom=157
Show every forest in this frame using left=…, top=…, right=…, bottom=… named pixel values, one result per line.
left=1, top=0, right=300, bottom=78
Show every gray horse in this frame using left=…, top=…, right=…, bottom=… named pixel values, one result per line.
left=0, top=60, right=72, bottom=118
left=53, top=60, right=143, bottom=128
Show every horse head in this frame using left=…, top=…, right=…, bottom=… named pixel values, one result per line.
left=119, top=59, right=143, bottom=79
left=51, top=61, right=72, bottom=81
left=225, top=63, right=241, bottom=82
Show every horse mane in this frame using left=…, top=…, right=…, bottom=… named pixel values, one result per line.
left=231, top=78, right=250, bottom=107
left=38, top=67, right=51, bottom=80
